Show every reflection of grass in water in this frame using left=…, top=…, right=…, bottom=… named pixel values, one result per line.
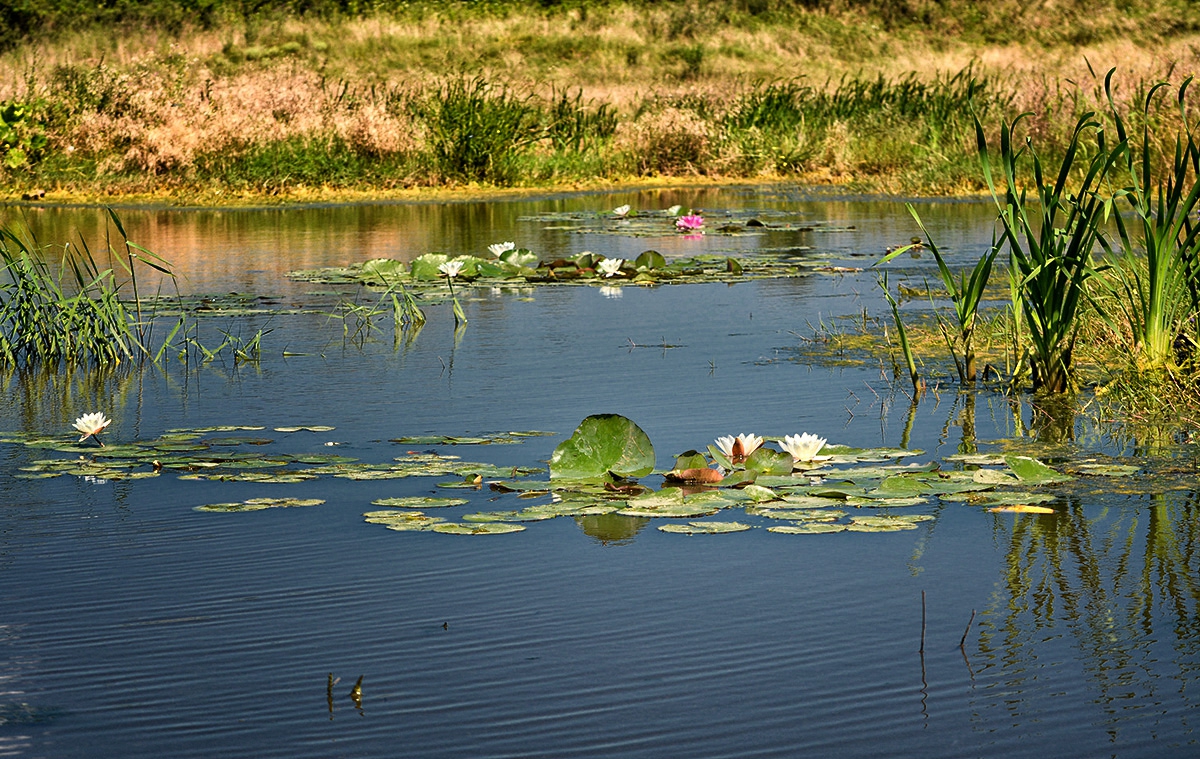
left=981, top=489, right=1200, bottom=717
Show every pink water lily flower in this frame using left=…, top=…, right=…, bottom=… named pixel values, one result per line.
left=675, top=215, right=704, bottom=231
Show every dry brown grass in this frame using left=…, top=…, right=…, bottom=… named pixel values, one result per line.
left=2, top=3, right=1199, bottom=200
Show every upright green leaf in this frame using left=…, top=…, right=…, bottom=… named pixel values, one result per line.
left=548, top=414, right=656, bottom=479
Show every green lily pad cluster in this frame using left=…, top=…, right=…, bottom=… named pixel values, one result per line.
left=516, top=207, right=857, bottom=239
left=289, top=249, right=816, bottom=291
left=2, top=426, right=547, bottom=484
left=1, top=413, right=1172, bottom=540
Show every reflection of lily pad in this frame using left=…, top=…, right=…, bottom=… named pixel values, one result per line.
left=658, top=521, right=753, bottom=534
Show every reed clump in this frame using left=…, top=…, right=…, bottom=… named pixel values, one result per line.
left=0, top=213, right=179, bottom=367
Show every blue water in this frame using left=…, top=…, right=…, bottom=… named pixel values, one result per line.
left=0, top=187, right=1196, bottom=758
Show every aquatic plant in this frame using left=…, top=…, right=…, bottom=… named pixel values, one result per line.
left=72, top=411, right=111, bottom=445
left=421, top=76, right=539, bottom=184
left=598, top=258, right=624, bottom=277
left=548, top=414, right=656, bottom=480
left=0, top=216, right=181, bottom=367
left=675, top=215, right=704, bottom=231
left=878, top=271, right=924, bottom=394
left=877, top=205, right=998, bottom=383
left=1100, top=72, right=1200, bottom=371
left=488, top=242, right=516, bottom=257
left=612, top=205, right=631, bottom=218
left=780, top=433, right=827, bottom=462
left=976, top=109, right=1122, bottom=393
left=714, top=433, right=763, bottom=464
left=438, top=259, right=467, bottom=326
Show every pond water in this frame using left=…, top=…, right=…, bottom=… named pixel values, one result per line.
left=1, top=187, right=1197, bottom=758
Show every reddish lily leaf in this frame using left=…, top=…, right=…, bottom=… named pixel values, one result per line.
left=664, top=468, right=725, bottom=484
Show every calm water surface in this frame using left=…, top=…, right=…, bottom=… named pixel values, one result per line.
left=1, top=187, right=1197, bottom=758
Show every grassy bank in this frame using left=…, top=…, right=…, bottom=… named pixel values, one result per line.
left=0, top=0, right=1198, bottom=202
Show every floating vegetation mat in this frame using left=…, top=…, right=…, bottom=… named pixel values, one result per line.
left=515, top=207, right=856, bottom=239
left=4, top=421, right=1193, bottom=540
left=1, top=427, right=549, bottom=485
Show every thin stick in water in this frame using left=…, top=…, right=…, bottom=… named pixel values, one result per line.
left=959, top=609, right=977, bottom=649
left=919, top=590, right=926, bottom=654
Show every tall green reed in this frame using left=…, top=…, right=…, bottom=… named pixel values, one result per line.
left=976, top=110, right=1122, bottom=393
left=0, top=214, right=180, bottom=368
left=875, top=204, right=998, bottom=383
left=878, top=271, right=924, bottom=394
left=1100, top=72, right=1200, bottom=370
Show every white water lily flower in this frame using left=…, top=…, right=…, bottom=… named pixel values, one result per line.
left=612, top=204, right=631, bottom=218
left=715, top=433, right=764, bottom=463
left=598, top=258, right=624, bottom=277
left=488, top=241, right=516, bottom=257
left=72, top=412, right=111, bottom=443
left=438, top=260, right=465, bottom=279
left=780, top=432, right=827, bottom=462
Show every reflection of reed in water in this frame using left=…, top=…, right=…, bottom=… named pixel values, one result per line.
left=976, top=490, right=1200, bottom=731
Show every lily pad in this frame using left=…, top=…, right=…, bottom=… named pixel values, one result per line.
left=364, top=510, right=447, bottom=530
left=1076, top=463, right=1141, bottom=477
left=371, top=496, right=469, bottom=509
left=845, top=515, right=925, bottom=532
left=745, top=447, right=794, bottom=476
left=432, top=522, right=527, bottom=535
left=549, top=414, right=655, bottom=480
left=194, top=497, right=324, bottom=512
left=768, top=523, right=846, bottom=534
left=868, top=476, right=933, bottom=498
left=619, top=488, right=722, bottom=518
left=745, top=507, right=844, bottom=521
left=845, top=496, right=928, bottom=508
left=972, top=468, right=1021, bottom=486
left=658, top=521, right=753, bottom=534
left=1005, top=455, right=1072, bottom=484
